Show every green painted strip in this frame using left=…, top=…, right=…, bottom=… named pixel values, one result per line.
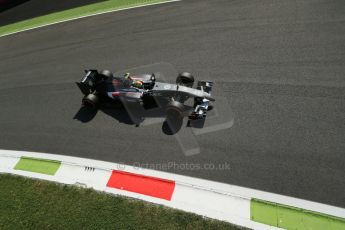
left=251, top=198, right=345, bottom=230
left=0, top=0, right=170, bottom=36
left=14, top=157, right=61, bottom=175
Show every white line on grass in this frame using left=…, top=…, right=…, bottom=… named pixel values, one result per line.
left=0, top=0, right=181, bottom=38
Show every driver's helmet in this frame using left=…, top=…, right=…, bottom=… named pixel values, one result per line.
left=132, top=80, right=143, bottom=88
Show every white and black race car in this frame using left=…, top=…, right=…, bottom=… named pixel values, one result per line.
left=76, top=70, right=214, bottom=121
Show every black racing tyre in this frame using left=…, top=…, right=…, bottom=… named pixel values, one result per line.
left=176, top=72, right=194, bottom=87
left=166, top=101, right=185, bottom=120
left=98, top=70, right=113, bottom=80
left=82, top=94, right=99, bottom=109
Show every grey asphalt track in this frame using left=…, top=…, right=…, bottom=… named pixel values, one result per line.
left=0, top=0, right=344, bottom=207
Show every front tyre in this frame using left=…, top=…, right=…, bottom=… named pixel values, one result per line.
left=176, top=72, right=194, bottom=87
left=166, top=101, right=185, bottom=120
left=165, top=101, right=184, bottom=133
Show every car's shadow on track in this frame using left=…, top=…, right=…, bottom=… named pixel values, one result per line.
left=73, top=101, right=189, bottom=135
left=73, top=106, right=98, bottom=123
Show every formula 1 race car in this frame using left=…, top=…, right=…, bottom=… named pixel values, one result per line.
left=76, top=70, right=215, bottom=121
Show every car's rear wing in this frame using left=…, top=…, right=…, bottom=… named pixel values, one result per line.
left=76, top=69, right=98, bottom=95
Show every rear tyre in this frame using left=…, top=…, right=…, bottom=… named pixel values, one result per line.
left=82, top=94, right=99, bottom=109
left=176, top=72, right=194, bottom=87
left=98, top=70, right=113, bottom=80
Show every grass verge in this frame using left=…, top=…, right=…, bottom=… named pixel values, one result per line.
left=0, top=174, right=245, bottom=229
left=0, top=0, right=171, bottom=37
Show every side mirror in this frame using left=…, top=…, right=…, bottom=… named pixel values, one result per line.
left=151, top=73, right=156, bottom=81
